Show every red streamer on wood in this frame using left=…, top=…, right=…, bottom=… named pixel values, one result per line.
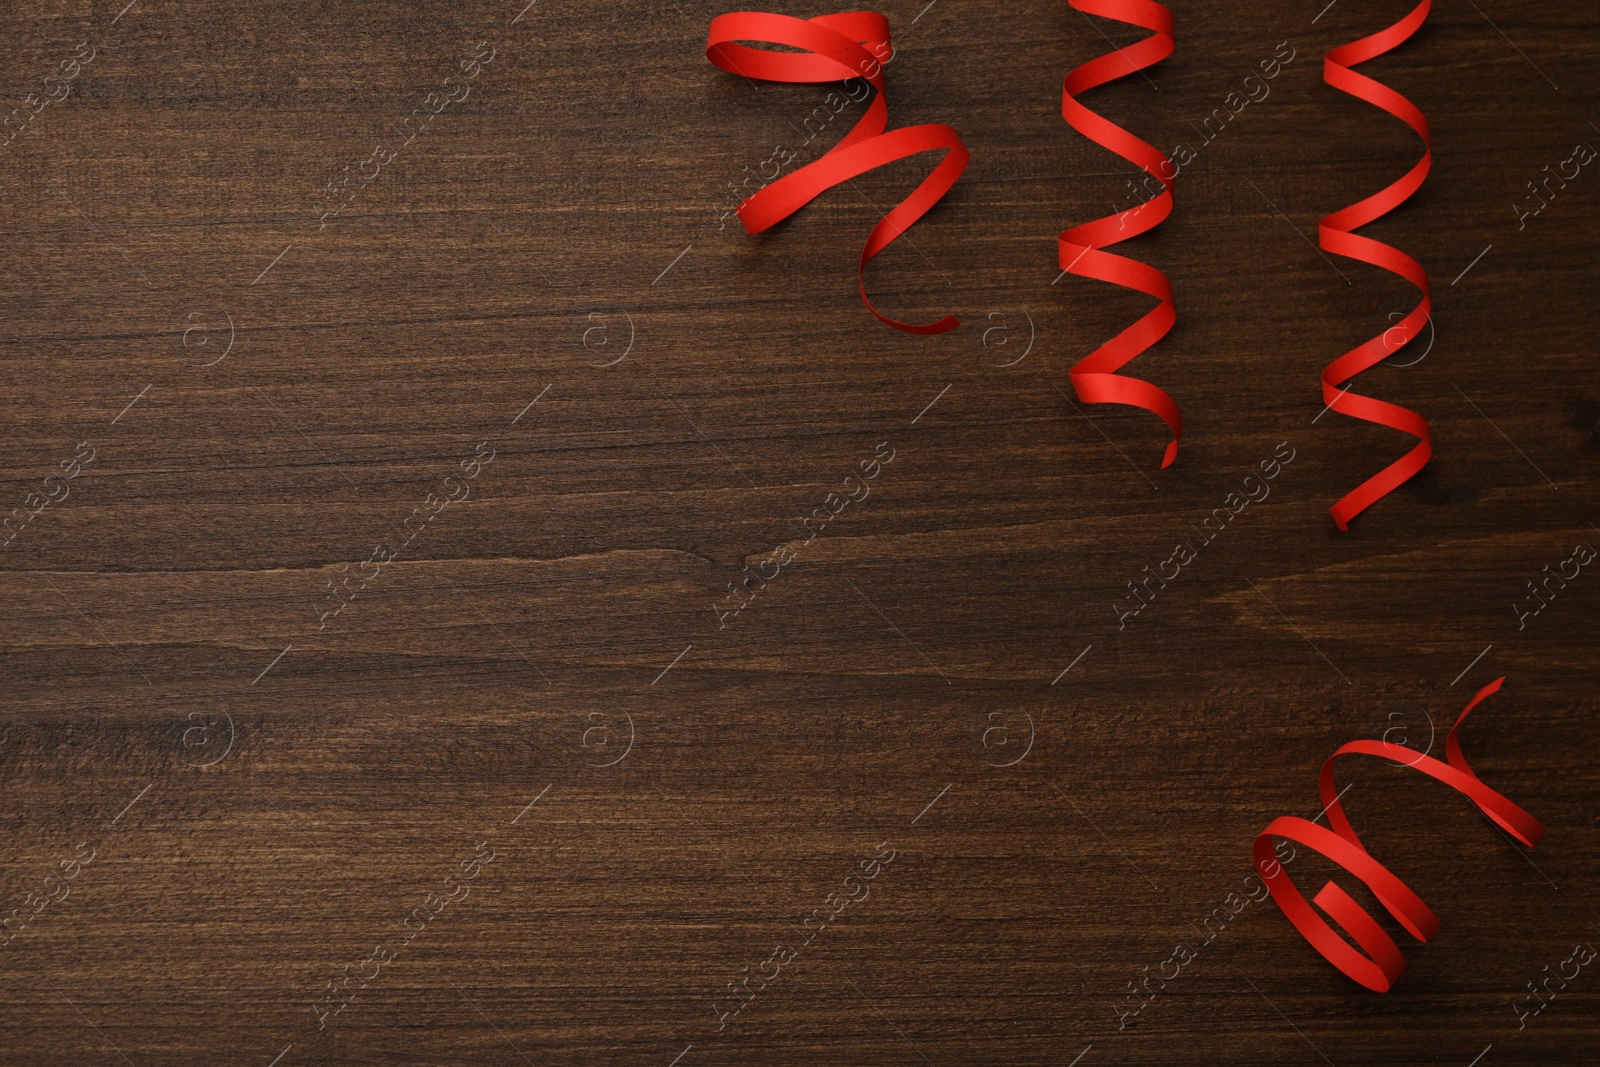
left=1058, top=0, right=1182, bottom=469
left=1254, top=678, right=1543, bottom=991
left=706, top=11, right=968, bottom=334
left=1319, top=0, right=1435, bottom=529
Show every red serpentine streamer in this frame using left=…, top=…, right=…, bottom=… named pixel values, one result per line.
left=1059, top=0, right=1182, bottom=469
left=1254, top=677, right=1543, bottom=991
left=1319, top=0, right=1434, bottom=529
left=705, top=12, right=969, bottom=335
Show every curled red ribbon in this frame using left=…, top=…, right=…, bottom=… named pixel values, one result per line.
left=706, top=11, right=969, bottom=334
left=1254, top=677, right=1544, bottom=991
left=1059, top=0, right=1181, bottom=469
left=1319, top=0, right=1434, bottom=529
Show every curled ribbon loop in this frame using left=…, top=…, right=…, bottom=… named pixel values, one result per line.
left=706, top=11, right=969, bottom=334
left=1059, top=0, right=1181, bottom=469
left=1319, top=0, right=1434, bottom=529
left=1254, top=677, right=1544, bottom=991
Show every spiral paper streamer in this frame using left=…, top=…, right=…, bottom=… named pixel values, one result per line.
left=1059, top=0, right=1181, bottom=469
left=1319, top=0, right=1434, bottom=529
left=1254, top=677, right=1544, bottom=991
left=706, top=12, right=968, bottom=334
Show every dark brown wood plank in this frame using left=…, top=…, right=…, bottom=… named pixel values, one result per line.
left=0, top=0, right=1595, bottom=1064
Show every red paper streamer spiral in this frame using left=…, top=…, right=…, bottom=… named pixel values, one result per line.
left=1319, top=0, right=1434, bottom=529
left=1254, top=677, right=1544, bottom=991
left=1059, top=0, right=1182, bottom=469
left=706, top=11, right=969, bottom=334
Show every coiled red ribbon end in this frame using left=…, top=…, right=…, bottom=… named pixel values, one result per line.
left=1059, top=0, right=1182, bottom=469
left=707, top=11, right=968, bottom=334
left=1319, top=0, right=1435, bottom=529
left=1255, top=677, right=1544, bottom=991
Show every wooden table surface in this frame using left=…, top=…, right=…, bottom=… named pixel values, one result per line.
left=1, top=1, right=1596, bottom=1064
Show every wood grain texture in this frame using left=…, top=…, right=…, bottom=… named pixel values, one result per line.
left=0, top=1, right=1596, bottom=1064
